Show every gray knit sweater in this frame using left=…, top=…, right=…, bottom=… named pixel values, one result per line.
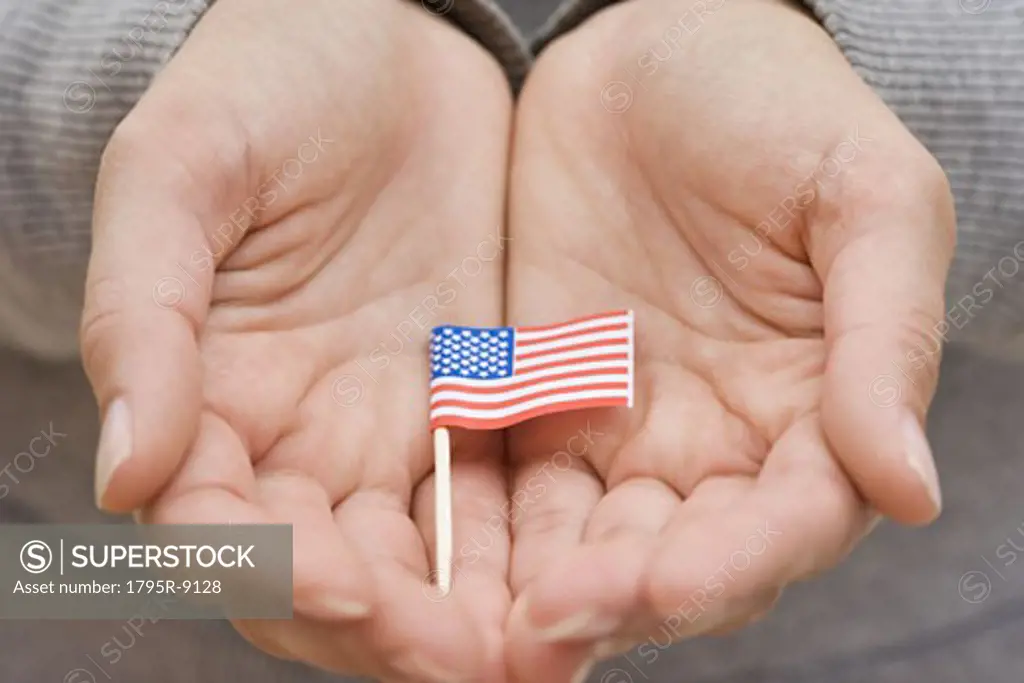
left=1, top=0, right=1022, bottom=359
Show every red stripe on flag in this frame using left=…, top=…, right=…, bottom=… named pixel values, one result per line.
left=516, top=337, right=630, bottom=362
left=429, top=397, right=629, bottom=430
left=430, top=382, right=629, bottom=411
left=430, top=367, right=628, bottom=396
left=516, top=310, right=628, bottom=334
left=514, top=322, right=630, bottom=348
left=516, top=352, right=629, bottom=375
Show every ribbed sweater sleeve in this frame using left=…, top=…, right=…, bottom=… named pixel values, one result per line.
left=799, top=1, right=1024, bottom=351
left=0, top=0, right=213, bottom=358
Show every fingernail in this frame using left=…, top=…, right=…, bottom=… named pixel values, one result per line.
left=901, top=410, right=942, bottom=511
left=319, top=598, right=371, bottom=618
left=861, top=510, right=884, bottom=540
left=572, top=658, right=595, bottom=683
left=393, top=653, right=464, bottom=683
left=748, top=608, right=772, bottom=625
left=536, top=610, right=621, bottom=642
left=95, top=399, right=132, bottom=507
left=593, top=637, right=636, bottom=660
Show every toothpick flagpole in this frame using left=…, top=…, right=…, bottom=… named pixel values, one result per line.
left=433, top=426, right=453, bottom=595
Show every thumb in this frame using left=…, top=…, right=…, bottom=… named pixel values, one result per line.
left=82, top=110, right=250, bottom=513
left=812, top=143, right=956, bottom=526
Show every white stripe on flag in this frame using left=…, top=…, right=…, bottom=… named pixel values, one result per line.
left=515, top=313, right=631, bottom=343
left=514, top=328, right=631, bottom=355
left=430, top=388, right=630, bottom=420
left=515, top=343, right=630, bottom=370
left=626, top=310, right=635, bottom=408
left=430, top=374, right=630, bottom=405
left=429, top=359, right=631, bottom=389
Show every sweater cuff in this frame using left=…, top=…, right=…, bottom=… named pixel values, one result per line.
left=801, top=0, right=1024, bottom=352
left=0, top=0, right=213, bottom=359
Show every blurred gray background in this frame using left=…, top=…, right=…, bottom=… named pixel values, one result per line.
left=2, top=1, right=1024, bottom=681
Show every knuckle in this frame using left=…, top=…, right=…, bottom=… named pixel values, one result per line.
left=79, top=275, right=129, bottom=375
left=838, top=139, right=946, bottom=205
left=851, top=144, right=955, bottom=238
left=642, top=566, right=690, bottom=615
left=917, top=155, right=958, bottom=253
left=799, top=481, right=863, bottom=574
left=899, top=146, right=956, bottom=242
left=99, top=99, right=248, bottom=200
left=895, top=310, right=945, bottom=387
left=100, top=108, right=185, bottom=182
left=514, top=503, right=576, bottom=538
left=904, top=145, right=952, bottom=200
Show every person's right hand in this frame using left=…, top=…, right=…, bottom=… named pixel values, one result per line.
left=81, top=0, right=512, bottom=680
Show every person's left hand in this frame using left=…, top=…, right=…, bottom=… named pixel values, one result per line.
left=502, top=1, right=955, bottom=680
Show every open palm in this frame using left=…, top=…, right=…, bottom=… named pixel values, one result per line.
left=81, top=0, right=511, bottom=679
left=503, top=1, right=955, bottom=681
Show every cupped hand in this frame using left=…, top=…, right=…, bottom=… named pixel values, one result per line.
left=81, top=0, right=512, bottom=679
left=503, top=0, right=955, bottom=680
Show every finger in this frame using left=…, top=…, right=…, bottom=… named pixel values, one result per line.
left=333, top=489, right=494, bottom=682
left=143, top=413, right=260, bottom=525
left=500, top=418, right=603, bottom=683
left=589, top=479, right=769, bottom=654
left=254, top=473, right=376, bottom=620
left=809, top=138, right=956, bottom=525
left=83, top=103, right=252, bottom=512
left=234, top=560, right=478, bottom=681
left=590, top=586, right=779, bottom=659
left=644, top=416, right=869, bottom=636
left=146, top=413, right=374, bottom=620
left=507, top=629, right=593, bottom=683
left=507, top=420, right=605, bottom=594
left=701, top=595, right=777, bottom=637
left=515, top=477, right=678, bottom=639
left=506, top=478, right=678, bottom=683
left=412, top=429, right=511, bottom=683
left=230, top=618, right=298, bottom=662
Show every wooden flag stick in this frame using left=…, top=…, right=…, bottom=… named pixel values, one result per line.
left=433, top=426, right=453, bottom=595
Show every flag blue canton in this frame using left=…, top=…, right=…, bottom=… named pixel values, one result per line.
left=430, top=326, right=515, bottom=380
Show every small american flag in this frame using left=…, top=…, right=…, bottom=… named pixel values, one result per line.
left=429, top=310, right=635, bottom=430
